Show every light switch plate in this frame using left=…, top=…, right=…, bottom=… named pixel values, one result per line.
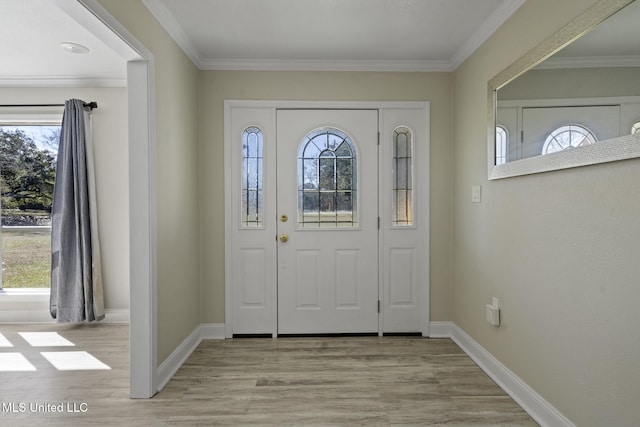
left=472, top=185, right=482, bottom=203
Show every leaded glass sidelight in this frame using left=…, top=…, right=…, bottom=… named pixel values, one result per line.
left=495, top=126, right=507, bottom=165
left=298, top=128, right=357, bottom=228
left=392, top=127, right=413, bottom=226
left=241, top=127, right=263, bottom=227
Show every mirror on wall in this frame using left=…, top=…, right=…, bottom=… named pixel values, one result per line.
left=488, top=0, right=640, bottom=179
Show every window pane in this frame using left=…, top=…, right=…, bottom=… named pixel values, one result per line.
left=0, top=125, right=60, bottom=289
left=336, top=191, right=353, bottom=213
left=336, top=158, right=353, bottom=190
left=542, top=125, right=597, bottom=155
left=396, top=190, right=408, bottom=223
left=396, top=158, right=407, bottom=189
left=320, top=192, right=336, bottom=219
left=298, top=128, right=357, bottom=228
left=392, top=127, right=413, bottom=226
left=241, top=127, right=263, bottom=227
left=319, top=157, right=336, bottom=190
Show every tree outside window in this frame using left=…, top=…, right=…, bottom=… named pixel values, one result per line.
left=0, top=125, right=60, bottom=289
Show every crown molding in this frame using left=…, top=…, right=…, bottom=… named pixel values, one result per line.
left=144, top=0, right=526, bottom=72
left=199, top=58, right=453, bottom=72
left=450, top=0, right=527, bottom=70
left=0, top=77, right=127, bottom=88
left=534, top=55, right=640, bottom=69
left=142, top=0, right=203, bottom=67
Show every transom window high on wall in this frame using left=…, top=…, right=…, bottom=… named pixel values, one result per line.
left=0, top=121, right=61, bottom=289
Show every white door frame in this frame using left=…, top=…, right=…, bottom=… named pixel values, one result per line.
left=224, top=100, right=430, bottom=338
left=69, top=0, right=158, bottom=398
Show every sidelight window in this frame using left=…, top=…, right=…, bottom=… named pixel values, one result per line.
left=241, top=126, right=264, bottom=227
left=392, top=126, right=413, bottom=226
left=495, top=126, right=507, bottom=165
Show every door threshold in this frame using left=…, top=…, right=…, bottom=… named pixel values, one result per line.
left=276, top=332, right=378, bottom=338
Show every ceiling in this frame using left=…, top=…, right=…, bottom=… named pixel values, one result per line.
left=0, top=0, right=526, bottom=86
left=143, top=0, right=525, bottom=71
left=0, top=0, right=128, bottom=86
left=1, top=0, right=638, bottom=87
left=541, top=0, right=640, bottom=69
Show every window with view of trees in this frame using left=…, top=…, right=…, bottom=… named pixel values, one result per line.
left=0, top=125, right=60, bottom=289
left=298, top=128, right=357, bottom=228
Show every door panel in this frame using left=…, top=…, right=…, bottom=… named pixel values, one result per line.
left=389, top=248, right=415, bottom=306
left=276, top=110, right=379, bottom=334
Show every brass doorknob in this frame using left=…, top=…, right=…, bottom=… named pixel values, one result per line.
left=279, top=234, right=289, bottom=243
left=280, top=214, right=288, bottom=223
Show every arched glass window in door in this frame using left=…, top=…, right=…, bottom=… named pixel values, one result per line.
left=298, top=128, right=357, bottom=228
left=392, top=126, right=413, bottom=226
left=241, top=126, right=263, bottom=227
left=542, top=124, right=597, bottom=155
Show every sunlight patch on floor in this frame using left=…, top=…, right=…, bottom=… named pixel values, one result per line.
left=0, top=333, right=13, bottom=347
left=0, top=352, right=36, bottom=371
left=41, top=351, right=111, bottom=371
left=0, top=332, right=111, bottom=372
left=19, top=332, right=75, bottom=347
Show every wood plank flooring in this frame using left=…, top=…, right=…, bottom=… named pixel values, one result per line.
left=0, top=323, right=538, bottom=426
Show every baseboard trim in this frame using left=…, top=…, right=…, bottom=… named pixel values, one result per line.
left=427, top=320, right=453, bottom=338
left=443, top=322, right=575, bottom=427
left=0, top=306, right=130, bottom=324
left=156, top=323, right=225, bottom=392
left=104, top=309, right=129, bottom=323
left=157, top=325, right=202, bottom=392
left=199, top=323, right=226, bottom=339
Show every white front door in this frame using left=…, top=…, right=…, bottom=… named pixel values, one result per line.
left=276, top=110, right=379, bottom=334
left=225, top=101, right=430, bottom=338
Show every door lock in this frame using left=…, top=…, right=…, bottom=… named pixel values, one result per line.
left=279, top=234, right=289, bottom=243
left=280, top=214, right=288, bottom=223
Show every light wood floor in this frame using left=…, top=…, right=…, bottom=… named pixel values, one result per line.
left=0, top=323, right=538, bottom=426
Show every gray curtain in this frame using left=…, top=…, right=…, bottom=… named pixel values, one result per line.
left=50, top=99, right=104, bottom=323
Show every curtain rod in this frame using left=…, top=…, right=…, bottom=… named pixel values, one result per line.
left=0, top=101, right=98, bottom=110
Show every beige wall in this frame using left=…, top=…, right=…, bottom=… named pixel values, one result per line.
left=198, top=71, right=454, bottom=323
left=499, top=67, right=640, bottom=100
left=453, top=0, right=640, bottom=425
left=97, top=0, right=201, bottom=364
left=0, top=86, right=129, bottom=311
left=89, top=1, right=640, bottom=423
